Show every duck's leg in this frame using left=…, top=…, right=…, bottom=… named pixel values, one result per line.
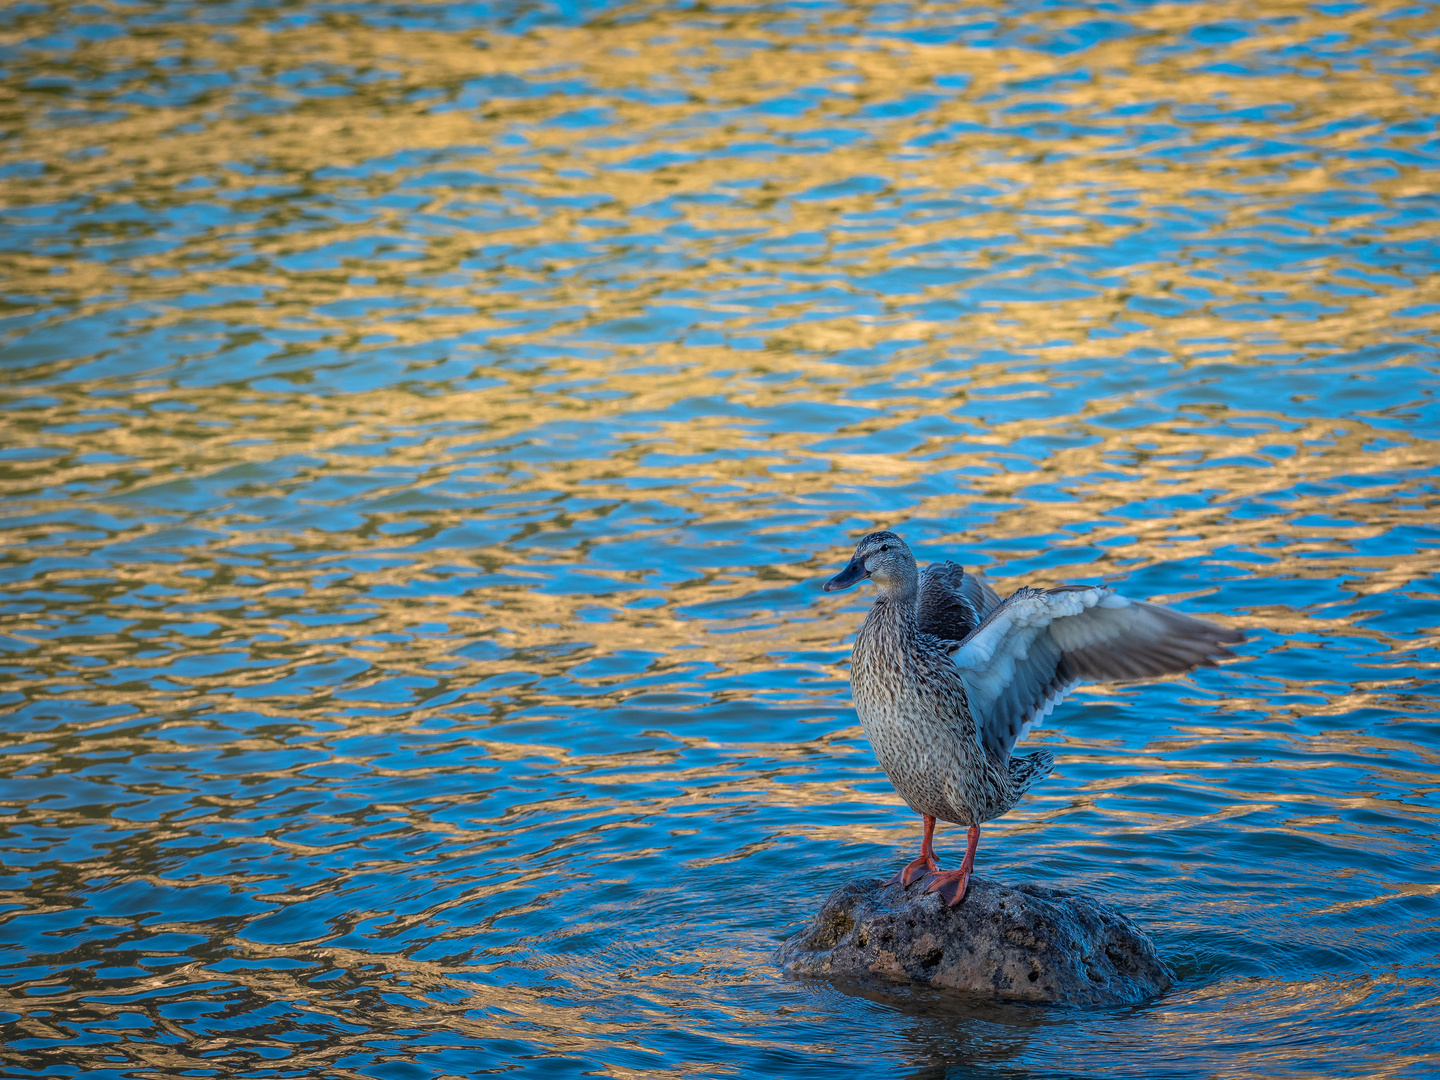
left=886, top=814, right=939, bottom=887
left=924, top=824, right=979, bottom=906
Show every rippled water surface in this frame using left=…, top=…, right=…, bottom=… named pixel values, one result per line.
left=2, top=0, right=1440, bottom=1075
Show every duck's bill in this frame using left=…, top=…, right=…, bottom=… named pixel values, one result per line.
left=823, top=557, right=870, bottom=591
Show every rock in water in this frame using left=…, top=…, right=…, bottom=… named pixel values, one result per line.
left=775, top=876, right=1172, bottom=1006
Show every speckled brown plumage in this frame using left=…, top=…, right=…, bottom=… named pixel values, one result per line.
left=846, top=549, right=1052, bottom=829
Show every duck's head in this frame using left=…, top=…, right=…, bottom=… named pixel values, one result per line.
left=823, top=530, right=917, bottom=594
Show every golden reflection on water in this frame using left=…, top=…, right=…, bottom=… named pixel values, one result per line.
left=1, top=0, right=1439, bottom=1076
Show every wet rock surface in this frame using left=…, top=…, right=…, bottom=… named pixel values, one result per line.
left=776, top=876, right=1173, bottom=1006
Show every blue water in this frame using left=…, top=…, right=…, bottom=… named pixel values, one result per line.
left=2, top=0, right=1439, bottom=1075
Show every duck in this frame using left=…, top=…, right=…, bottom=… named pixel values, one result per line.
left=824, top=530, right=1244, bottom=906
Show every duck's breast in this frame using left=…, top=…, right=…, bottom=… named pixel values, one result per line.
left=850, top=625, right=976, bottom=822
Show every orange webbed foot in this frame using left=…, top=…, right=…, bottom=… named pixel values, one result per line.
left=923, top=868, right=970, bottom=907
left=886, top=854, right=940, bottom=887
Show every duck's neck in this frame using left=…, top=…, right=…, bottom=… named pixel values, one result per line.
left=870, top=575, right=919, bottom=634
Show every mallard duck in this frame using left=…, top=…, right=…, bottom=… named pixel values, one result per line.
left=824, top=530, right=1243, bottom=905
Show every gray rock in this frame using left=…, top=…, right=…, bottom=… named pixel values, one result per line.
left=775, top=875, right=1173, bottom=1006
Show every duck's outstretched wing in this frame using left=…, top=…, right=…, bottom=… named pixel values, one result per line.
left=916, top=561, right=1004, bottom=643
left=946, top=585, right=1244, bottom=764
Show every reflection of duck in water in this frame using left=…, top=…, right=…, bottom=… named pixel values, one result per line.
left=825, top=531, right=1243, bottom=906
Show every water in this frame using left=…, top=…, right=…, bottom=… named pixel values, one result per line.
left=2, top=0, right=1439, bottom=1075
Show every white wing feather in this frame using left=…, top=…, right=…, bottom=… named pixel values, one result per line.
left=948, top=585, right=1242, bottom=764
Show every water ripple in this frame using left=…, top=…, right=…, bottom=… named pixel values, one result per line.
left=1, top=0, right=1439, bottom=1076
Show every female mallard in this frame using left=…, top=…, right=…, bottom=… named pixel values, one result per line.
left=825, top=530, right=1243, bottom=905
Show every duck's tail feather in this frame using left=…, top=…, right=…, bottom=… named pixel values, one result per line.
left=1008, top=749, right=1054, bottom=795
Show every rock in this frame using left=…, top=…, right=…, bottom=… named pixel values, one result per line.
left=775, top=876, right=1172, bottom=1006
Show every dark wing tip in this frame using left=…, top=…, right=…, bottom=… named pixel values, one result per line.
left=1203, top=626, right=1246, bottom=659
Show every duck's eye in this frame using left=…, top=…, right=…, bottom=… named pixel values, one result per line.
left=880, top=544, right=890, bottom=552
